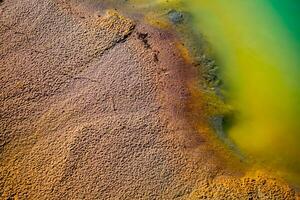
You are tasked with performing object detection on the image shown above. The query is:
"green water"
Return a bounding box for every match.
[183,0,300,185]
[107,0,300,185]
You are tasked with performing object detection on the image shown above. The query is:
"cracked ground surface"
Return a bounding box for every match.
[0,0,299,199]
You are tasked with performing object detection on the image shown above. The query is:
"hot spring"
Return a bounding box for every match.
[104,0,300,186]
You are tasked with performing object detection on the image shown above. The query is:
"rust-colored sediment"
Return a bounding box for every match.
[0,0,298,199]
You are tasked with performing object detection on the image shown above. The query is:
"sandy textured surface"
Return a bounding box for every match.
[0,0,299,199]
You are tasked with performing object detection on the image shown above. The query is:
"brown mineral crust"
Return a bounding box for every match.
[189,172,297,200]
[0,0,298,199]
